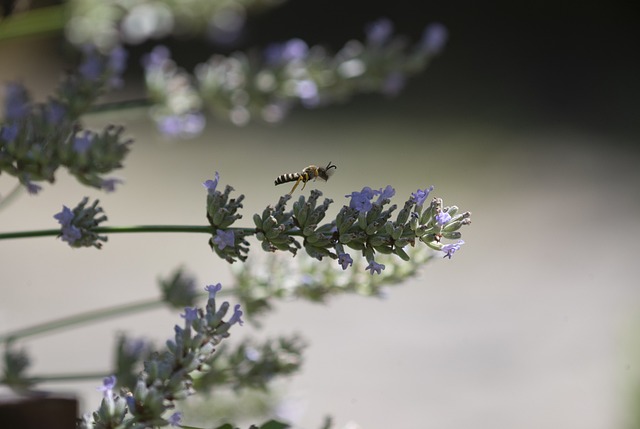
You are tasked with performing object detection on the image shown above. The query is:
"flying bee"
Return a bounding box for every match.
[275,162,337,195]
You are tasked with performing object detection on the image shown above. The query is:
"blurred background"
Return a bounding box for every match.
[1,1,640,428]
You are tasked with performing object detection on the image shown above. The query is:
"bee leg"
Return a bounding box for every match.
[288,176,304,195]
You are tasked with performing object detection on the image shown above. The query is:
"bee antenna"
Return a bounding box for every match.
[326,161,337,170]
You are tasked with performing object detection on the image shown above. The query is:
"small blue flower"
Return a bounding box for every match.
[411,186,434,206]
[3,82,30,120]
[205,283,222,300]
[101,178,123,193]
[0,123,19,142]
[25,179,42,195]
[365,18,394,45]
[346,187,377,212]
[365,261,385,275]
[73,133,93,154]
[203,172,220,195]
[79,48,104,81]
[213,229,235,250]
[435,212,451,226]
[142,45,171,69]
[61,224,82,244]
[54,206,74,226]
[228,304,244,326]
[264,39,308,64]
[442,240,464,259]
[108,46,128,76]
[338,252,353,270]
[158,113,206,138]
[420,23,448,55]
[98,375,117,395]
[45,100,66,125]
[167,412,182,427]
[181,307,199,324]
[375,185,395,203]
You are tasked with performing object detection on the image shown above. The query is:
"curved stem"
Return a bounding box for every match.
[0,183,24,212]
[86,97,152,115]
[0,5,66,41]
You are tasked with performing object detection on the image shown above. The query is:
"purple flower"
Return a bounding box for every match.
[296,79,319,106]
[205,283,222,300]
[213,229,235,250]
[25,179,42,195]
[420,23,448,55]
[338,252,353,270]
[442,240,464,259]
[181,307,199,324]
[79,48,104,81]
[45,100,66,125]
[98,375,117,395]
[60,224,82,244]
[365,261,385,275]
[435,212,451,226]
[228,304,244,326]
[167,412,182,427]
[108,46,128,76]
[375,185,395,203]
[0,123,19,142]
[264,39,308,64]
[346,187,377,212]
[411,186,434,206]
[3,82,30,120]
[73,133,93,154]
[158,113,206,138]
[142,45,171,69]
[54,206,74,226]
[365,18,394,45]
[101,178,123,192]
[203,171,220,195]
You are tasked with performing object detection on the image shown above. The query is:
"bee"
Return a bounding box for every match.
[275,162,337,195]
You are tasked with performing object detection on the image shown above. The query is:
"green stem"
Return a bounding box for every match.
[0,5,67,41]
[28,371,110,384]
[0,225,258,241]
[0,288,233,342]
[0,298,164,342]
[0,184,24,211]
[87,98,153,115]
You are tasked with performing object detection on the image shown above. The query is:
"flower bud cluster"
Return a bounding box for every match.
[194,335,306,392]
[291,190,334,260]
[0,46,130,193]
[253,194,301,255]
[206,174,470,274]
[204,172,249,263]
[83,284,244,429]
[144,19,448,128]
[53,197,108,248]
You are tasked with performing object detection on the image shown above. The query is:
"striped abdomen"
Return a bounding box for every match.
[275,172,302,186]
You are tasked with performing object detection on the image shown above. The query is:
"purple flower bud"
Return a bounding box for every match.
[54,206,74,226]
[205,283,223,300]
[365,18,394,45]
[168,412,182,427]
[228,303,244,326]
[442,240,464,259]
[420,23,448,55]
[411,186,434,206]
[338,252,353,270]
[365,261,385,275]
[3,83,30,120]
[181,307,199,324]
[98,375,117,395]
[435,212,451,226]
[213,229,235,250]
[376,185,395,203]
[203,171,220,195]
